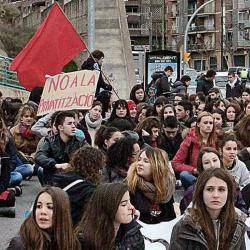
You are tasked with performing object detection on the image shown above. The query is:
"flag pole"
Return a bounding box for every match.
[85,47,120,99]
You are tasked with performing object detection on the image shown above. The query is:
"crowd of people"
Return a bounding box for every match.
[0,50,250,249]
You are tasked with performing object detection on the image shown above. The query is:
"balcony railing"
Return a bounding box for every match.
[189,25,216,32]
[188,43,216,51]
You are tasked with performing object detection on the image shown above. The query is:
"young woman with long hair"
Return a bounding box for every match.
[179,146,222,211]
[76,182,144,250]
[172,111,218,190]
[7,186,80,250]
[160,104,176,122]
[169,168,247,249]
[134,116,162,148]
[219,133,250,208]
[129,84,147,105]
[102,137,140,183]
[10,104,41,180]
[126,147,176,224]
[94,125,123,153]
[225,102,242,128]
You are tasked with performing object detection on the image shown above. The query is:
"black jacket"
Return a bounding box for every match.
[226,78,242,98]
[130,188,176,224]
[156,74,171,97]
[53,172,95,226]
[79,219,145,250]
[169,211,247,250]
[115,219,145,250]
[35,134,88,184]
[196,76,214,96]
[171,81,187,95]
[0,152,11,194]
[81,57,112,96]
[7,235,57,250]
[159,132,183,160]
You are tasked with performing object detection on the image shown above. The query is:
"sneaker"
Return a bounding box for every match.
[0,190,15,218]
[175,180,182,189]
[9,186,22,197]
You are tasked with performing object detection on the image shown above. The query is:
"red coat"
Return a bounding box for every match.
[172,128,200,173]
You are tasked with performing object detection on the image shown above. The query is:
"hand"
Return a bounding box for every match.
[142,129,150,137]
[193,168,198,175]
[55,163,71,170]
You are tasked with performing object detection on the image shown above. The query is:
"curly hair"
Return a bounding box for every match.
[107,137,138,170]
[69,147,105,184]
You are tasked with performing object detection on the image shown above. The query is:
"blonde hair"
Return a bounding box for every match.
[195,111,217,147]
[15,104,36,125]
[126,147,175,203]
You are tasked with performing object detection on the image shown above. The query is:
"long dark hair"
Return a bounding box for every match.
[191,168,237,250]
[129,84,146,104]
[196,147,223,174]
[19,186,80,250]
[0,115,8,153]
[76,183,128,250]
[108,99,130,122]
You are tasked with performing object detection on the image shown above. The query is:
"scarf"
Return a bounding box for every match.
[19,122,35,139]
[138,179,170,203]
[228,78,237,88]
[84,113,102,130]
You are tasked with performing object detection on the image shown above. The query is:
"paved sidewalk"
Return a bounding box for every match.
[0,177,41,249]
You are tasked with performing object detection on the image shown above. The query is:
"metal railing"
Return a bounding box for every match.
[0,55,25,90]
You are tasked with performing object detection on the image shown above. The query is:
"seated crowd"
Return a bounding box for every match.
[0,67,249,249]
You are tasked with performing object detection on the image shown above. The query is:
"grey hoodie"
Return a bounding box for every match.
[228,157,250,190]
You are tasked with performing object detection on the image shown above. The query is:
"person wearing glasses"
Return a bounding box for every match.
[226,71,242,99]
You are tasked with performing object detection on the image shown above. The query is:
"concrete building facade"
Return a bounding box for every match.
[165,0,250,71]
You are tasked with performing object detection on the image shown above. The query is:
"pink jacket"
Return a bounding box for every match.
[172,128,200,173]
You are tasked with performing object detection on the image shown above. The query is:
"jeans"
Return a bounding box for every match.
[15,164,34,179]
[9,155,34,187]
[9,172,22,187]
[180,171,197,190]
[37,167,44,186]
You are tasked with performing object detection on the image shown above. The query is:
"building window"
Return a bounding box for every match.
[210,57,217,70]
[194,60,206,71]
[234,55,245,66]
[126,6,139,13]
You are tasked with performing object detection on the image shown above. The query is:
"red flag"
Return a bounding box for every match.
[10,2,86,91]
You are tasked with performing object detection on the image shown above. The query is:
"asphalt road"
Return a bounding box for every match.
[0,178,184,249]
[0,177,41,249]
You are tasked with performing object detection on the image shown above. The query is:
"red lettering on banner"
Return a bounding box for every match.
[48,75,60,92]
[80,73,87,86]
[60,75,70,90]
[88,75,96,86]
[70,75,78,88]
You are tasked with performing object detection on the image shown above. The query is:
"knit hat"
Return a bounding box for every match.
[127,100,137,110]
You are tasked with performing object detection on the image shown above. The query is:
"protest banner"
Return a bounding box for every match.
[37,70,99,116]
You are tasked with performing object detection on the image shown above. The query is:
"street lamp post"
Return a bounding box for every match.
[183,0,215,74]
[221,0,224,71]
[88,0,95,51]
